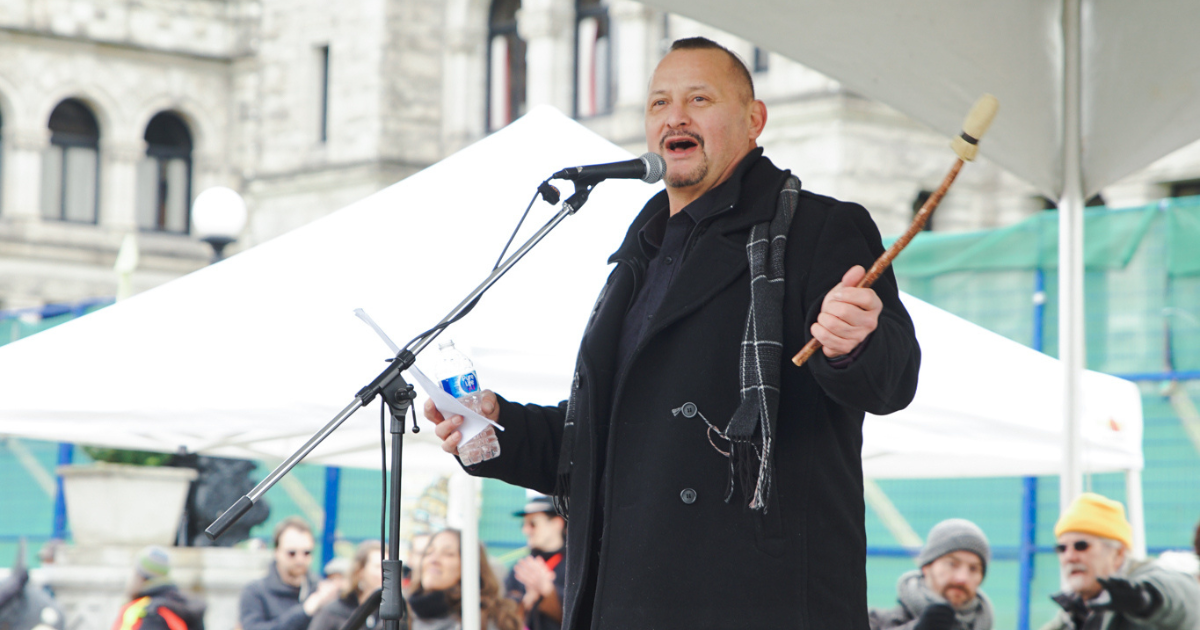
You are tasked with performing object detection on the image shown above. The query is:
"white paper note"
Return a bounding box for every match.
[408,365,503,444]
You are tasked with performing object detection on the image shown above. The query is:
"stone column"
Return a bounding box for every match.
[0,126,50,222]
[516,0,574,116]
[443,19,487,153]
[610,0,654,111]
[99,139,146,232]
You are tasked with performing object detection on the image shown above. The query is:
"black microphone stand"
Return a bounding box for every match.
[205,178,602,630]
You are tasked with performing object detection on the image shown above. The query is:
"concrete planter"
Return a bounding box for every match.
[57,463,198,546]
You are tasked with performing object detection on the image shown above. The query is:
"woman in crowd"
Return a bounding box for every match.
[309,540,384,630]
[408,529,522,630]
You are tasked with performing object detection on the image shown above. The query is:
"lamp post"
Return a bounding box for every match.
[191,186,248,263]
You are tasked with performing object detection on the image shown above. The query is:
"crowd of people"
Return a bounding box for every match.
[102,492,1200,630]
[0,490,1198,630]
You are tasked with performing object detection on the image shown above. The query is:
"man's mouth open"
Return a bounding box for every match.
[664,136,701,156]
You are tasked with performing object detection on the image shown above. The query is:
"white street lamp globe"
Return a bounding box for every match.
[191,186,247,263]
[192,186,247,240]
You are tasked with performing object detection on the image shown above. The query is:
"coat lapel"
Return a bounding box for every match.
[639,156,793,345]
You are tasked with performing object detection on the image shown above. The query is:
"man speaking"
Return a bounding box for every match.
[427,37,921,629]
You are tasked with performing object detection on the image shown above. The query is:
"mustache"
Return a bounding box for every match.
[660,130,704,150]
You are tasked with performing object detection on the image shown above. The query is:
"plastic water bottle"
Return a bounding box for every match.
[436,340,500,465]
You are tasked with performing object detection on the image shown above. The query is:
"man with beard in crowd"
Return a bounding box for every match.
[1042,493,1200,630]
[870,519,993,630]
[239,517,340,630]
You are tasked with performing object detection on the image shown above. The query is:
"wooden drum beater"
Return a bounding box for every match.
[791,93,999,367]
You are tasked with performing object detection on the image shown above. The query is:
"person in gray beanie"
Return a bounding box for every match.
[869,518,994,630]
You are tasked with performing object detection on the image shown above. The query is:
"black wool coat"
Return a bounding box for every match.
[470,153,921,630]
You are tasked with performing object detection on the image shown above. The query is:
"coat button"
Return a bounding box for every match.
[680,488,697,504]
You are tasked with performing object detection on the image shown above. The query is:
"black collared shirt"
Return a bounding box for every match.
[613,148,763,376]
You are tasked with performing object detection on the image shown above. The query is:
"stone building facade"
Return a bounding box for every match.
[1,0,1198,312]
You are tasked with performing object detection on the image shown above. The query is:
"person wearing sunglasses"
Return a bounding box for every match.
[869,518,993,630]
[239,516,341,630]
[1042,493,1200,630]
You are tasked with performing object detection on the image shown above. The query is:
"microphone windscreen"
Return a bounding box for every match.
[640,152,666,184]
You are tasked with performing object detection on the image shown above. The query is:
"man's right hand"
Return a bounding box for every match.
[912,603,956,630]
[302,578,340,616]
[426,390,500,455]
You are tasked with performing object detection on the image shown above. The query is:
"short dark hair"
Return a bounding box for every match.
[668,37,756,101]
[273,516,313,548]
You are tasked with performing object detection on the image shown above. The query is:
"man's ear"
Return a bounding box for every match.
[1113,545,1127,569]
[748,99,768,141]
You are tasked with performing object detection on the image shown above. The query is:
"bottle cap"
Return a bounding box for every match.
[437,339,455,350]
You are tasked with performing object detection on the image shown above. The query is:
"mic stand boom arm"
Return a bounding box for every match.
[203,180,600,629]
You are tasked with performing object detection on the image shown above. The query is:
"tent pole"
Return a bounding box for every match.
[51,442,73,540]
[450,471,482,630]
[1125,469,1146,559]
[1059,0,1085,513]
[322,466,341,568]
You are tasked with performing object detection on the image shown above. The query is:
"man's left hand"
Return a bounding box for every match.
[812,265,881,358]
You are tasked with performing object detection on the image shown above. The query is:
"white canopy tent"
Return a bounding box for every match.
[639,0,1200,511]
[0,104,1141,478]
[0,106,1145,626]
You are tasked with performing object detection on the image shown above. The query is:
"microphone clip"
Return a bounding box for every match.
[537,180,561,205]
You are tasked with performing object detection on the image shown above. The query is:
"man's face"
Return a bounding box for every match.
[921,550,984,608]
[274,527,315,586]
[521,512,565,553]
[1057,532,1125,599]
[645,48,765,198]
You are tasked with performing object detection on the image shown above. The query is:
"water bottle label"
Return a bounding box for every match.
[440,372,479,398]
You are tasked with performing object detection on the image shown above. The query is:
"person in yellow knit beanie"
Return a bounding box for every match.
[1041,493,1200,630]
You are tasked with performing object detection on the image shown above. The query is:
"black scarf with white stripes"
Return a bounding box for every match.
[722,174,800,512]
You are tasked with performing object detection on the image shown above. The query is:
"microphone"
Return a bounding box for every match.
[553,152,666,184]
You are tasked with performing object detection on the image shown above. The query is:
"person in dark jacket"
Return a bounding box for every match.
[112,546,206,630]
[869,519,994,630]
[239,517,340,630]
[504,495,566,630]
[309,540,384,630]
[426,36,920,629]
[0,541,64,630]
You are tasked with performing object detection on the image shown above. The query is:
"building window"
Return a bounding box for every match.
[1041,194,1106,210]
[135,112,192,233]
[753,47,770,73]
[575,0,612,118]
[487,0,527,132]
[1170,179,1200,199]
[317,45,330,143]
[41,99,100,223]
